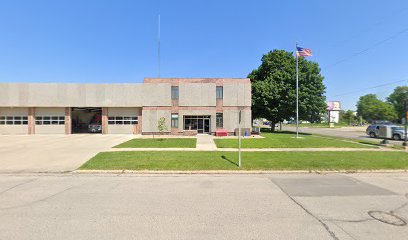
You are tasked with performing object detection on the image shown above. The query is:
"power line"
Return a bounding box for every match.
[329,79,408,98]
[327,7,408,50]
[326,26,408,68]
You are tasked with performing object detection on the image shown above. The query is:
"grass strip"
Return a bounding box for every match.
[80,151,408,171]
[114,138,197,148]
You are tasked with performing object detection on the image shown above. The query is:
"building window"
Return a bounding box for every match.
[171,114,179,128]
[216,113,223,128]
[108,116,138,125]
[0,116,28,125]
[35,116,65,125]
[216,86,223,99]
[171,86,179,100]
[183,115,211,133]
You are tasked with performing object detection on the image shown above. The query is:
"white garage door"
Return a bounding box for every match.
[0,107,29,135]
[107,108,139,134]
[35,108,65,134]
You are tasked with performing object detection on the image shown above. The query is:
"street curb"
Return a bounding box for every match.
[73,169,408,175]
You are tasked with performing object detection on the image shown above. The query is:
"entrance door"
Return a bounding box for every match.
[204,119,210,133]
[197,119,204,133]
[184,115,211,134]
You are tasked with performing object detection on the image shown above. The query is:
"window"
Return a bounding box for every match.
[108,116,138,125]
[171,86,179,100]
[0,116,28,125]
[216,86,223,99]
[216,113,223,128]
[183,115,211,133]
[35,116,65,125]
[171,114,179,128]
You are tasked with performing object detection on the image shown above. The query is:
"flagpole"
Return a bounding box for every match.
[296,43,299,138]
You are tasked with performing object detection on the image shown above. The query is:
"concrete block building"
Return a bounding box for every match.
[0,78,251,135]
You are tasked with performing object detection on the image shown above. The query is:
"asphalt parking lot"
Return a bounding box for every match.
[0,173,407,240]
[0,135,133,173]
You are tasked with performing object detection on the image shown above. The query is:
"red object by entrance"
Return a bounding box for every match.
[216,129,228,136]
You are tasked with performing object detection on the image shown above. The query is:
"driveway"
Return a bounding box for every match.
[0,173,407,239]
[0,134,134,173]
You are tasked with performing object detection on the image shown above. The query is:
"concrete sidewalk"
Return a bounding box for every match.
[196,134,217,150]
[107,147,400,152]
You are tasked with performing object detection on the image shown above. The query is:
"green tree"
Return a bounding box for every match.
[387,86,408,123]
[158,117,168,135]
[356,94,397,122]
[249,50,326,131]
[340,110,356,125]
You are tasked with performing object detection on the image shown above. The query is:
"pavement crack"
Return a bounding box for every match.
[390,193,408,214]
[322,217,374,223]
[0,185,77,210]
[269,178,339,240]
[0,178,38,196]
[331,221,359,240]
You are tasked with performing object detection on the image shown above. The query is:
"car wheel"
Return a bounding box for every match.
[369,132,376,138]
[393,134,401,141]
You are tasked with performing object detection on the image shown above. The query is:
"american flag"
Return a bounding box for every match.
[296,46,312,57]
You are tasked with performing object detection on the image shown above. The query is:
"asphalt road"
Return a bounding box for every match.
[282,126,405,145]
[1,173,407,240]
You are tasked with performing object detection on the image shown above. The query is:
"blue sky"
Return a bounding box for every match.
[0,0,407,110]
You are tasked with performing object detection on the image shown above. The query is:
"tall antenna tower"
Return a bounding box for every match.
[158,15,161,78]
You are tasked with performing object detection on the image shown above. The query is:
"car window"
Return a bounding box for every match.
[391,127,403,131]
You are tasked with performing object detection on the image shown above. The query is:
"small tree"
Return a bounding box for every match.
[157,117,168,136]
[340,110,357,125]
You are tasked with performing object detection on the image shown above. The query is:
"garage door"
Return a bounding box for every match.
[107,108,139,134]
[0,107,29,135]
[35,108,65,134]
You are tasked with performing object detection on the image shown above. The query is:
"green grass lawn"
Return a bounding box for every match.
[214,131,375,148]
[80,151,408,171]
[114,138,197,148]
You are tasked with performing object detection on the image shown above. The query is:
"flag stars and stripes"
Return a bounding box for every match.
[296,47,312,57]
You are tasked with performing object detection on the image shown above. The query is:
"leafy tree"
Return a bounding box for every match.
[356,94,397,122]
[157,117,168,135]
[340,110,356,125]
[249,50,326,131]
[387,86,408,123]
